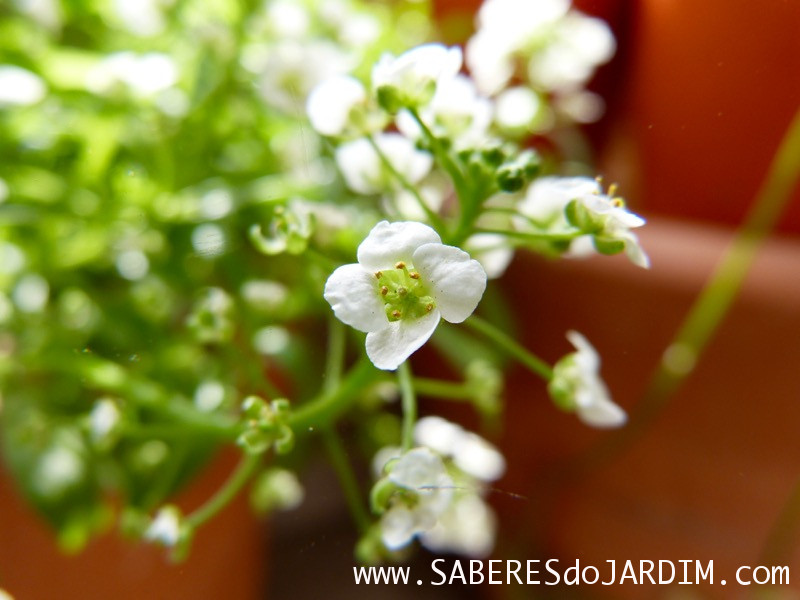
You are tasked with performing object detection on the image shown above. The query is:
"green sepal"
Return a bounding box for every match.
[593,235,626,255]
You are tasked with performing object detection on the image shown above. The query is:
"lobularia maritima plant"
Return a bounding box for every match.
[0,0,646,565]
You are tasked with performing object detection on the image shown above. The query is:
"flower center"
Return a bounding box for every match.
[375,262,436,322]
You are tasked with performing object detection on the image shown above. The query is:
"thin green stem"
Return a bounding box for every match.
[475,228,582,243]
[413,377,472,400]
[321,427,371,534]
[289,358,378,431]
[367,135,445,231]
[465,315,553,381]
[397,361,417,451]
[184,453,261,530]
[323,318,346,394]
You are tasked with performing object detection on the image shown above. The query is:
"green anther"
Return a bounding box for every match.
[376,263,436,322]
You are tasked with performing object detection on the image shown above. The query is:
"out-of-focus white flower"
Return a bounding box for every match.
[372,44,463,110]
[527,13,615,93]
[549,331,626,427]
[86,52,177,97]
[465,233,514,279]
[324,221,487,370]
[0,65,46,106]
[466,0,614,105]
[266,0,310,38]
[112,0,165,37]
[494,86,551,132]
[259,40,354,114]
[420,493,497,558]
[396,75,493,151]
[145,506,182,547]
[334,133,432,196]
[306,75,369,137]
[89,398,121,443]
[12,273,49,313]
[193,381,226,412]
[379,447,454,550]
[414,416,505,482]
[14,0,63,30]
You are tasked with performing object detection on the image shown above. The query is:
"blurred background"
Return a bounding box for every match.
[1,0,799,598]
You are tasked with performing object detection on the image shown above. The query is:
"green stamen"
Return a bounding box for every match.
[378,263,436,322]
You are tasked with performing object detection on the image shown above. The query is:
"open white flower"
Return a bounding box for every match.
[420,493,497,558]
[324,221,487,370]
[549,331,626,428]
[518,176,649,268]
[334,133,432,196]
[414,416,505,482]
[379,447,454,550]
[372,43,462,110]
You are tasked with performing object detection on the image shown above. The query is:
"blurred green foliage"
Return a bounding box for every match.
[0,0,431,550]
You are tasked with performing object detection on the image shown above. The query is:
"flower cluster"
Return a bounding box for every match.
[369,416,505,557]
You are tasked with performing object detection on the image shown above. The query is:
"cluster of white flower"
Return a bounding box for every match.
[467,0,615,124]
[372,416,505,557]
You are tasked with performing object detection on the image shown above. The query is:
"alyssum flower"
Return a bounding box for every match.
[548,331,626,427]
[324,221,487,370]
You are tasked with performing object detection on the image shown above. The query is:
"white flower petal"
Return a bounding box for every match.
[388,447,448,490]
[335,138,382,194]
[324,263,387,332]
[381,504,418,549]
[452,433,506,482]
[357,220,441,271]
[365,309,440,370]
[566,330,599,372]
[414,416,464,456]
[413,243,486,323]
[576,392,627,428]
[306,75,366,136]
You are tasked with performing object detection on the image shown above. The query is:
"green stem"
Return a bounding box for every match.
[464,315,553,381]
[323,318,346,394]
[566,106,800,478]
[475,228,582,243]
[289,359,379,431]
[367,135,445,232]
[413,377,472,400]
[184,453,261,530]
[321,427,371,534]
[397,362,417,451]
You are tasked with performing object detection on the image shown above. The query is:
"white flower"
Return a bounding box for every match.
[307,75,368,137]
[0,65,46,106]
[550,331,626,428]
[420,493,497,558]
[395,74,494,151]
[324,221,487,370]
[86,52,177,97]
[372,43,463,109]
[89,398,121,443]
[145,505,182,547]
[519,176,649,268]
[465,233,514,279]
[334,133,432,196]
[414,416,505,482]
[380,447,454,550]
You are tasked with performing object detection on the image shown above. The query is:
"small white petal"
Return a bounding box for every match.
[576,392,627,428]
[335,138,381,194]
[0,65,46,106]
[414,416,463,456]
[365,309,440,370]
[413,243,486,323]
[388,447,448,491]
[452,433,506,482]
[324,263,387,333]
[381,504,417,549]
[356,220,441,271]
[566,330,600,372]
[520,176,600,222]
[306,75,366,136]
[466,233,514,279]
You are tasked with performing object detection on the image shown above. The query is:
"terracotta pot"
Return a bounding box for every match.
[0,450,266,600]
[600,0,800,233]
[492,217,800,597]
